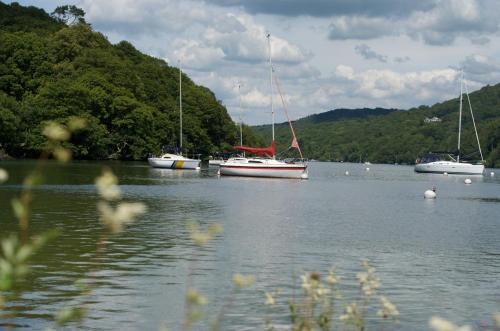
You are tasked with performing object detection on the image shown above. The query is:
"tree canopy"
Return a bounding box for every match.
[51,5,86,25]
[0,1,263,160]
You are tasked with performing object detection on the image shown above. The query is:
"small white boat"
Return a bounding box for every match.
[148,61,200,170]
[148,153,200,170]
[415,71,484,175]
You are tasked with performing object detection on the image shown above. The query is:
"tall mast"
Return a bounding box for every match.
[179,60,183,156]
[267,33,275,158]
[457,69,463,162]
[238,82,244,157]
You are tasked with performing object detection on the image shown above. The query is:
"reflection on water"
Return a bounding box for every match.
[0,160,499,330]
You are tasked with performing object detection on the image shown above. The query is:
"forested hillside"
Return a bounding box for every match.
[255,84,500,167]
[301,107,400,124]
[0,2,263,160]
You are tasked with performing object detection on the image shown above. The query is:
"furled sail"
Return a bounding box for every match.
[234,141,276,157]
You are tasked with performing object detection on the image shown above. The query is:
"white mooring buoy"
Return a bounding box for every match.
[345,171,349,176]
[443,172,448,176]
[464,178,472,184]
[366,167,370,171]
[491,172,495,177]
[424,187,437,199]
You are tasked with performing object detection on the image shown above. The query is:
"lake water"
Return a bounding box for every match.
[0,160,499,330]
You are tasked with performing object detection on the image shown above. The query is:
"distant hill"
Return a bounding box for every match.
[302,107,400,124]
[0,1,263,160]
[254,86,500,167]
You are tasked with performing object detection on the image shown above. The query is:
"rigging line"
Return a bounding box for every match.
[458,69,463,162]
[463,78,484,162]
[271,67,304,159]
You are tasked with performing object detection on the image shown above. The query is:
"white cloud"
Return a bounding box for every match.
[328,0,500,45]
[80,0,211,33]
[170,39,225,71]
[203,13,310,64]
[335,65,355,80]
[329,16,395,40]
[241,88,269,108]
[460,54,500,85]
[343,67,458,102]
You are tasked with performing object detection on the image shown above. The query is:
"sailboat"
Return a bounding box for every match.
[415,71,484,175]
[219,34,308,179]
[148,63,201,170]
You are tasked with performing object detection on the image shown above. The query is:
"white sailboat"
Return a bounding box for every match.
[148,62,201,170]
[219,33,308,179]
[415,71,484,175]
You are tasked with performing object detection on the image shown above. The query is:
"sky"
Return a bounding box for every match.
[10,0,500,124]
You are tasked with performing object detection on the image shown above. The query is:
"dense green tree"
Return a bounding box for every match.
[0,1,263,160]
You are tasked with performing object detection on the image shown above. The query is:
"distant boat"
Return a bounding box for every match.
[415,71,484,175]
[208,159,224,167]
[219,33,308,179]
[148,62,200,170]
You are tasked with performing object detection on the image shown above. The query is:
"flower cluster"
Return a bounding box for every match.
[233,273,256,288]
[188,222,222,246]
[41,118,87,163]
[356,260,380,298]
[95,169,146,234]
[377,296,399,319]
[340,302,358,323]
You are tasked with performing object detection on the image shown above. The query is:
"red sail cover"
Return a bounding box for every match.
[235,140,276,156]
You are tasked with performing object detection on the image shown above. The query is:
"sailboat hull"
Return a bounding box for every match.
[219,158,308,179]
[148,155,200,170]
[415,161,484,175]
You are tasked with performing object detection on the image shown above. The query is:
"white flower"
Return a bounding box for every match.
[53,147,72,162]
[43,122,70,141]
[95,169,121,200]
[326,266,339,285]
[0,168,8,183]
[187,288,208,305]
[429,316,471,331]
[233,273,255,288]
[301,274,312,292]
[377,296,399,318]
[98,201,146,233]
[188,222,222,246]
[340,302,358,323]
[265,292,275,305]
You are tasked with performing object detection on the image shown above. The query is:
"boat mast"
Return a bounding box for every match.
[463,75,484,162]
[238,82,244,157]
[267,33,275,159]
[179,60,183,156]
[457,69,463,162]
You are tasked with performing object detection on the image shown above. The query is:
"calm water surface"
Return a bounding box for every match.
[0,160,499,330]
